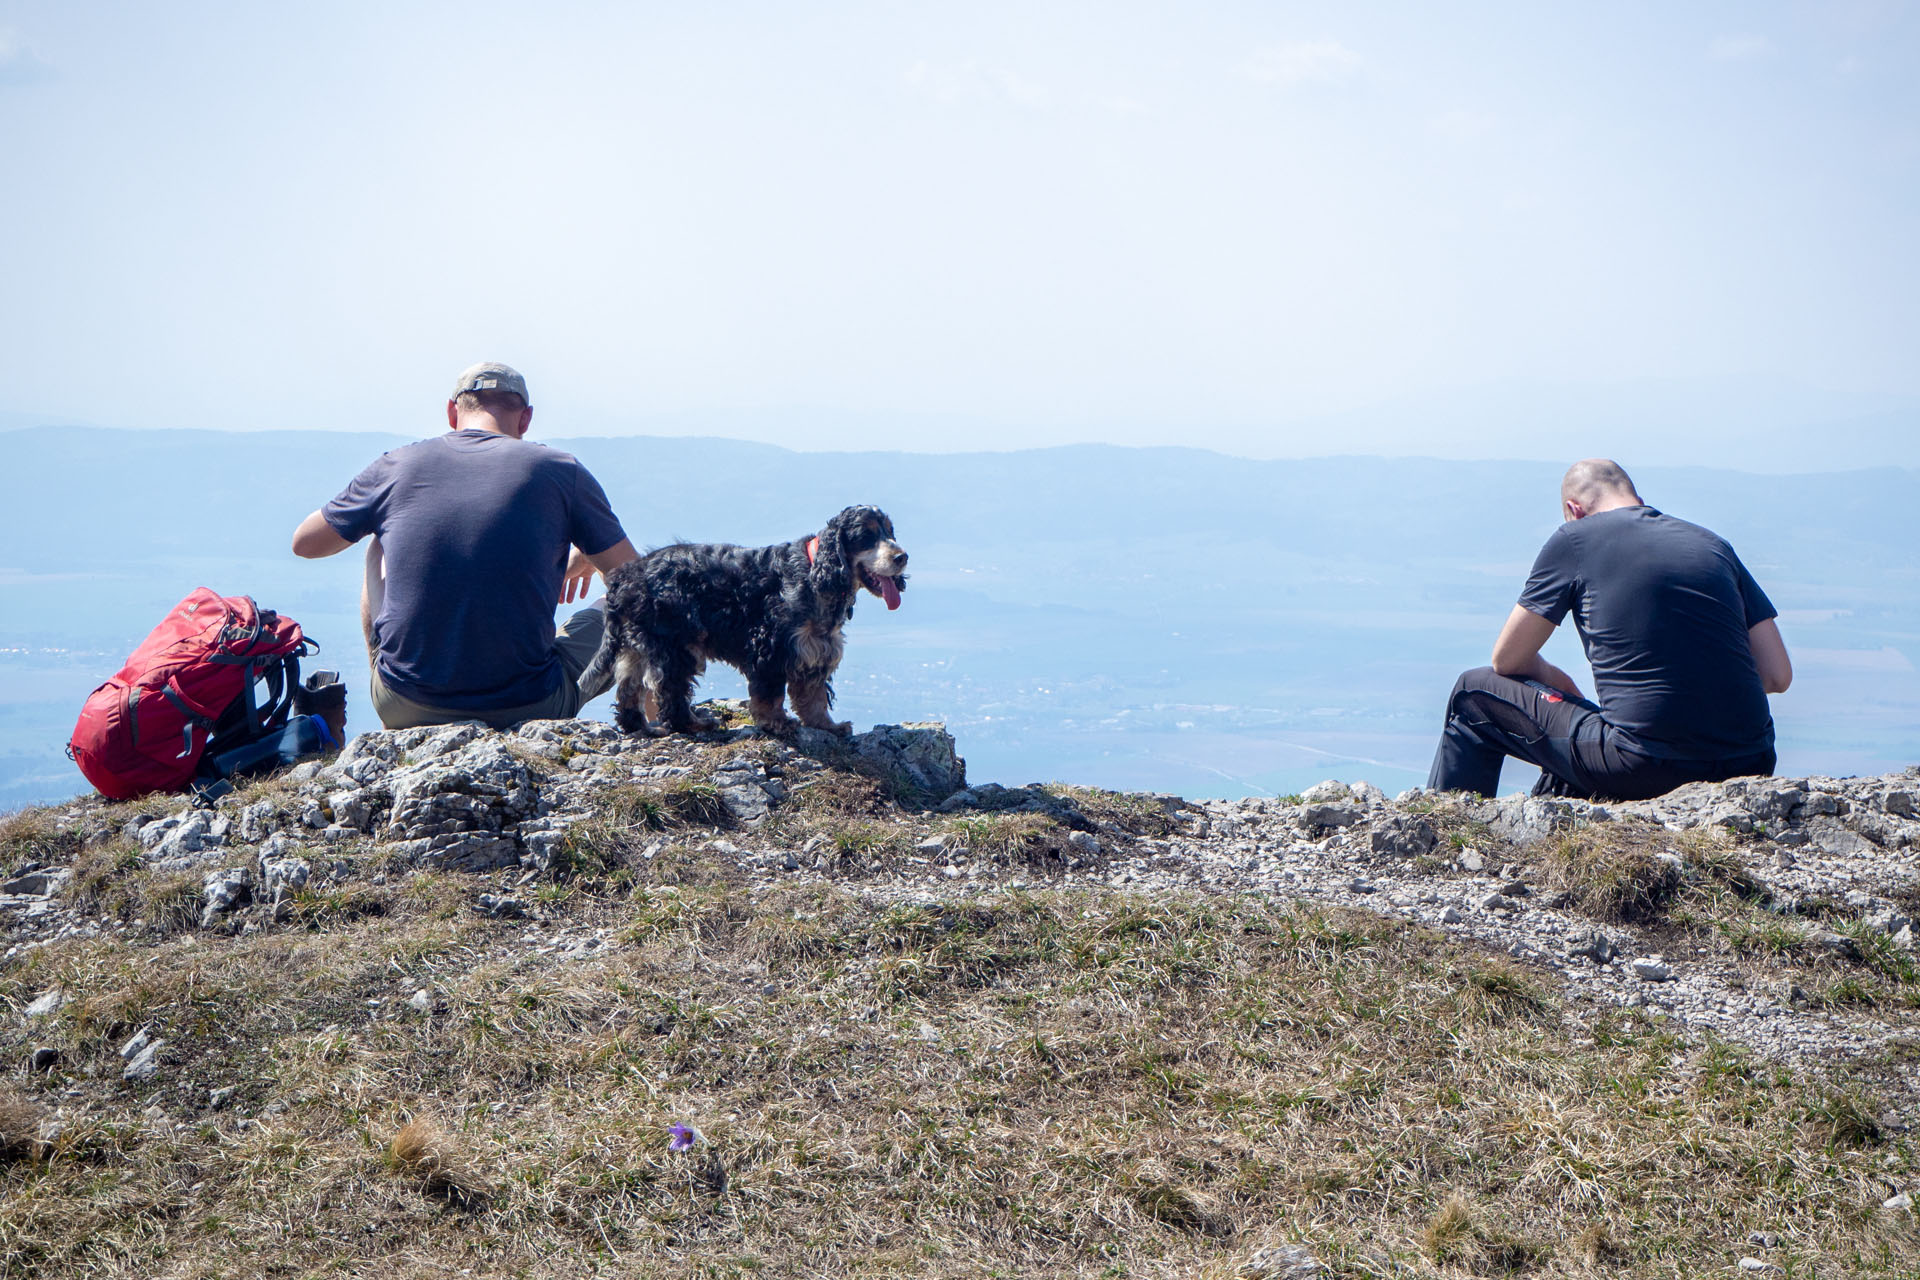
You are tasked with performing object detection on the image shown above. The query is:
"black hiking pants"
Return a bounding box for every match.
[1426,667,1775,801]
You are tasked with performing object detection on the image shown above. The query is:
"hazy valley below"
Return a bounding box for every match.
[4,427,1916,810]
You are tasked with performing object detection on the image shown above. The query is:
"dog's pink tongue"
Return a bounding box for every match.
[881,577,901,610]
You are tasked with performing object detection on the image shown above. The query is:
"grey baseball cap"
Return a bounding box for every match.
[451,361,531,405]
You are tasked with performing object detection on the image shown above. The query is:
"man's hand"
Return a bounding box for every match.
[1529,660,1587,701]
[559,539,638,605]
[1490,604,1586,699]
[560,547,598,604]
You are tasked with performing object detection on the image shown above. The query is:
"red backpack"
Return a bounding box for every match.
[69,589,312,800]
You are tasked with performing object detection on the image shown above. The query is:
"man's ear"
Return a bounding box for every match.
[1563,499,1586,522]
[517,406,534,439]
[446,400,459,431]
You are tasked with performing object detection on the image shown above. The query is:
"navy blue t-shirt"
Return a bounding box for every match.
[323,430,626,710]
[1518,506,1777,761]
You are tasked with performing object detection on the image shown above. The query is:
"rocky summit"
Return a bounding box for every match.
[2,709,1917,1277]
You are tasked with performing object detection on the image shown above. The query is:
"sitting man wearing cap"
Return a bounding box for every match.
[291,362,639,730]
[1428,458,1792,801]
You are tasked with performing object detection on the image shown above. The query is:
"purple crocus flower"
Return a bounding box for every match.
[668,1124,699,1152]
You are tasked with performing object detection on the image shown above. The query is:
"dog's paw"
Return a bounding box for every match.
[799,718,854,737]
[614,706,651,736]
[753,713,802,737]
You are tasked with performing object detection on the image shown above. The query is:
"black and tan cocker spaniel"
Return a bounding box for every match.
[583,506,908,737]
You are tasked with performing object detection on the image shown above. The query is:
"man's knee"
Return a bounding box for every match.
[1446,666,1497,713]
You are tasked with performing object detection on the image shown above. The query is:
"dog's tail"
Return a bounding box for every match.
[578,626,617,703]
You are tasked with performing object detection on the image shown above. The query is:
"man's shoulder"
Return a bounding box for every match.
[483,435,587,470]
[377,433,464,463]
[1636,509,1736,552]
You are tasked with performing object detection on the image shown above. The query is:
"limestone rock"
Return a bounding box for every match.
[1630,957,1672,982]
[335,732,402,787]
[1300,803,1362,833]
[849,722,966,800]
[713,757,778,823]
[142,809,225,864]
[120,1028,165,1082]
[261,854,311,901]
[1066,830,1102,857]
[1743,783,1807,823]
[237,800,281,844]
[200,867,254,927]
[411,832,520,874]
[475,894,529,920]
[383,738,535,843]
[1803,816,1875,858]
[1241,1244,1328,1278]
[1488,796,1577,844]
[0,869,69,897]
[1370,815,1437,858]
[325,788,378,833]
[1569,931,1623,966]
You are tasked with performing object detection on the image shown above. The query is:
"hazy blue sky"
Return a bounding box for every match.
[2,2,1916,461]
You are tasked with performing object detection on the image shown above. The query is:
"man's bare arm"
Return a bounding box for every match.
[560,538,641,604]
[1490,604,1586,698]
[1749,618,1792,694]
[292,510,353,558]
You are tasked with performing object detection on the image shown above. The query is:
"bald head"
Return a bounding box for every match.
[1561,458,1642,520]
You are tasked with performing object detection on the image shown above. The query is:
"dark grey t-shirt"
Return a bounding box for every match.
[323,430,626,710]
[1518,506,1777,761]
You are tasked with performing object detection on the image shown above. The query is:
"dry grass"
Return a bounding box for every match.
[0,1091,48,1164]
[388,1116,492,1207]
[1041,783,1187,838]
[944,810,1061,859]
[1536,821,1690,922]
[0,857,1913,1279]
[60,849,208,937]
[787,767,894,818]
[1525,820,1920,1023]
[555,780,735,882]
[0,810,82,877]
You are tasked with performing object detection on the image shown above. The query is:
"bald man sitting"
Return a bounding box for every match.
[1429,459,1793,801]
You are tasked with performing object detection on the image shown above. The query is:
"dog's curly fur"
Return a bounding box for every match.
[583,506,908,737]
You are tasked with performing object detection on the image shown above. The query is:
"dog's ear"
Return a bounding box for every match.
[810,507,858,596]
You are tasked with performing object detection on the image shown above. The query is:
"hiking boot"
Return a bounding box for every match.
[294,670,348,744]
